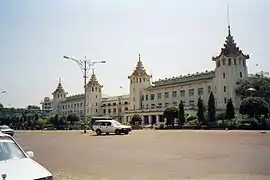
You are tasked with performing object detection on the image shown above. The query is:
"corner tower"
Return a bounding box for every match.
[128,54,152,110]
[212,26,249,110]
[86,69,103,116]
[52,78,67,111]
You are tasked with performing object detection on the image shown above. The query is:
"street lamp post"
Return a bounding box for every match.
[63,56,106,133]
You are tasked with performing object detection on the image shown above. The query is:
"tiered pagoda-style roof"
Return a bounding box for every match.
[212,26,249,61]
[87,69,103,87]
[52,78,66,95]
[128,54,152,78]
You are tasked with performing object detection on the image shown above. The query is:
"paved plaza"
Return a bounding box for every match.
[15,130,270,180]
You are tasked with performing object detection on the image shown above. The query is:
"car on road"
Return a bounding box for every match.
[0,133,53,180]
[92,120,132,135]
[0,125,14,136]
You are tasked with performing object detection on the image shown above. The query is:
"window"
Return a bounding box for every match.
[118,108,121,112]
[151,104,155,109]
[224,86,226,92]
[228,58,231,65]
[180,90,185,97]
[150,94,155,100]
[224,97,227,104]
[222,58,226,65]
[234,58,236,65]
[223,73,225,78]
[113,103,116,106]
[217,60,220,67]
[189,100,195,106]
[165,92,169,98]
[145,95,148,101]
[92,87,94,92]
[113,108,116,113]
[198,88,204,96]
[103,109,106,114]
[95,87,97,91]
[240,72,242,78]
[124,107,128,111]
[108,103,111,106]
[189,89,194,96]
[146,104,148,109]
[208,86,211,94]
[157,93,162,99]
[243,60,246,67]
[96,95,97,98]
[96,109,98,113]
[108,109,111,113]
[157,103,162,108]
[172,91,177,97]
[124,101,128,104]
[96,103,97,106]
[141,95,144,101]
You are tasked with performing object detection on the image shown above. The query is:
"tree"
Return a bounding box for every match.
[0,103,3,109]
[178,101,185,126]
[27,105,40,110]
[197,97,206,125]
[226,98,235,121]
[163,106,178,126]
[66,113,80,125]
[240,97,269,118]
[236,73,270,103]
[207,91,216,123]
[130,114,142,125]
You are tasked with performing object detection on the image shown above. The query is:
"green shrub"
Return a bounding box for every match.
[186,116,196,121]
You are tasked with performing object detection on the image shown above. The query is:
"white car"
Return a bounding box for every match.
[92,120,132,135]
[0,125,14,137]
[0,133,53,180]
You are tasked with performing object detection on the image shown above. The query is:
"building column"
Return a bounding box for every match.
[148,115,152,125]
[156,115,159,124]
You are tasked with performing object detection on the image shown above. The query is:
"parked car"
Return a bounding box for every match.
[92,120,132,135]
[0,133,53,179]
[0,125,14,136]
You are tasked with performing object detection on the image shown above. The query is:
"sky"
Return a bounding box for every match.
[0,0,269,108]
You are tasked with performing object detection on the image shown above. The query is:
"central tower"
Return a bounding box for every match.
[128,54,152,110]
[212,26,249,110]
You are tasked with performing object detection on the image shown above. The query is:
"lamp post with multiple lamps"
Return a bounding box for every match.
[63,56,106,133]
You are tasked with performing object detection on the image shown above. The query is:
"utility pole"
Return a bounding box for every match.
[63,56,106,133]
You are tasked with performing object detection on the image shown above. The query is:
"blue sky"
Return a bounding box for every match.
[0,0,269,108]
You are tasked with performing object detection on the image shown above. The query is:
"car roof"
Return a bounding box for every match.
[0,132,10,137]
[95,120,115,122]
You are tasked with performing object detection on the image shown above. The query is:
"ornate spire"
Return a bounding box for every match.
[129,54,150,77]
[87,69,102,87]
[52,78,65,94]
[212,22,249,61]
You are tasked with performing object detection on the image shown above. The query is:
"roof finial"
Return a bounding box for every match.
[59,78,62,84]
[227,4,231,36]
[138,53,141,62]
[92,68,95,74]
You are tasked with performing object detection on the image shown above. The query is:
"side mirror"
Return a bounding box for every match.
[25,151,34,158]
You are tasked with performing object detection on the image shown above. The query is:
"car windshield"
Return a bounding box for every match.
[0,126,10,130]
[0,136,26,161]
[112,121,121,126]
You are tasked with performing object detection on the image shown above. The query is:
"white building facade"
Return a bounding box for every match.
[41,27,249,124]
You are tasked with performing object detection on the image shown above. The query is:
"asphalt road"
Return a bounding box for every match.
[14,130,270,180]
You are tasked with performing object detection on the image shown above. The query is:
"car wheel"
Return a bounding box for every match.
[124,131,129,135]
[106,132,109,135]
[115,129,120,135]
[96,129,102,135]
